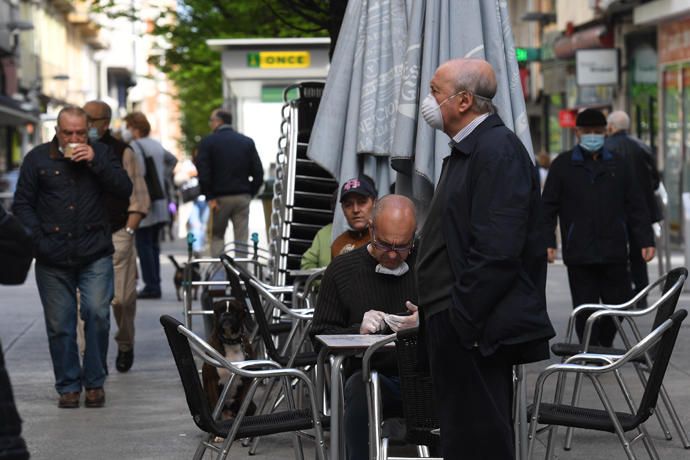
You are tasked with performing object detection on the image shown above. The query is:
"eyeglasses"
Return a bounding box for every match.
[58,129,87,136]
[87,116,109,123]
[371,230,414,255]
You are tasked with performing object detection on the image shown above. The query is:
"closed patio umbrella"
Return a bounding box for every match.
[307,0,533,232]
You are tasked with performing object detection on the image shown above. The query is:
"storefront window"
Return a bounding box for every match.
[663,66,682,239]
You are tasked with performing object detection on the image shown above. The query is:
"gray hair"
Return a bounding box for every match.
[57,106,87,126]
[452,66,498,114]
[607,110,630,132]
[85,100,113,120]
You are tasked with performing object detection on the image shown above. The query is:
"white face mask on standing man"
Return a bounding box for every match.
[420,90,464,131]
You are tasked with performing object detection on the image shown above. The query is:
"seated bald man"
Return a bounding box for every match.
[310,194,419,460]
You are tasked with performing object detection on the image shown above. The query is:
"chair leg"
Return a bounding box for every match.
[417,445,431,457]
[291,433,305,460]
[563,371,585,450]
[632,364,673,441]
[591,377,636,460]
[638,423,661,460]
[658,383,690,448]
[193,435,211,460]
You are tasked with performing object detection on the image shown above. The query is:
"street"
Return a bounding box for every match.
[1,243,689,459]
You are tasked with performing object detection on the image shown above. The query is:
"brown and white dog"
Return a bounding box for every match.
[202,298,256,420]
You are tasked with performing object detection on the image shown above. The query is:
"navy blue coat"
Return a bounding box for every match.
[441,114,555,361]
[13,137,132,268]
[542,145,654,266]
[196,125,264,199]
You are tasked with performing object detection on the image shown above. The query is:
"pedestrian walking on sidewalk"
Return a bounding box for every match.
[85,100,150,372]
[123,111,177,299]
[12,106,132,408]
[542,108,655,346]
[196,109,263,256]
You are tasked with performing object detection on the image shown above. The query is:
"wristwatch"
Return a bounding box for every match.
[125,227,135,236]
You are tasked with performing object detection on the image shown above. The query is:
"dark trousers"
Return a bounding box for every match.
[135,223,164,295]
[566,263,633,347]
[0,342,30,460]
[426,309,514,460]
[344,370,401,460]
[628,226,649,296]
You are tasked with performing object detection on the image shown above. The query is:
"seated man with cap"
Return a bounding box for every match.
[300,175,377,269]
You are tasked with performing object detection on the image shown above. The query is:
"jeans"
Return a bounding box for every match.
[35,256,113,394]
[135,223,164,295]
[344,370,401,460]
[189,199,209,253]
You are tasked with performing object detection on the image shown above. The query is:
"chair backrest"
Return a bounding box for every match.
[634,309,687,426]
[160,314,219,435]
[221,258,283,363]
[651,267,687,330]
[394,327,440,448]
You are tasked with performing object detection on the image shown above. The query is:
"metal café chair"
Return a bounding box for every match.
[548,268,689,454]
[362,328,441,460]
[159,314,327,460]
[527,309,688,460]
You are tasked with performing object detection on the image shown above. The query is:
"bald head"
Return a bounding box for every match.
[371,195,416,229]
[607,110,630,134]
[368,194,417,268]
[84,100,112,121]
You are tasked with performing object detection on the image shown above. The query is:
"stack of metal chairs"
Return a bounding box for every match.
[269,82,338,289]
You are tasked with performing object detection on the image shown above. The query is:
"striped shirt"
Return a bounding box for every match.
[449,112,491,149]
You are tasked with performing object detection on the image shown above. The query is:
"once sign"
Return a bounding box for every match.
[247,51,311,69]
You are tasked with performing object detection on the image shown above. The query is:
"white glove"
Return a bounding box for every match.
[360,310,387,334]
[384,301,419,332]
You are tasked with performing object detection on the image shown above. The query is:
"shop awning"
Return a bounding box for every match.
[0,95,39,126]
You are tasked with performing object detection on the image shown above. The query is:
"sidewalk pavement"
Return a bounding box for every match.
[1,241,689,459]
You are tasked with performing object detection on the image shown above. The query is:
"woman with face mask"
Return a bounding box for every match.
[541,108,656,347]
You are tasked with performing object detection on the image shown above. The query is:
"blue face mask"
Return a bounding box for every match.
[579,133,605,152]
[87,127,100,142]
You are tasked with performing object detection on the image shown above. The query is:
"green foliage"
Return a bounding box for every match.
[90,0,329,153]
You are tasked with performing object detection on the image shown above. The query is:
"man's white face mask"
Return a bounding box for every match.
[420,91,464,131]
[375,262,409,277]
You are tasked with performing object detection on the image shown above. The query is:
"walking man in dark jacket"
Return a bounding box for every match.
[606,110,662,298]
[13,106,132,409]
[543,108,655,347]
[196,109,263,256]
[416,58,555,460]
[85,100,150,372]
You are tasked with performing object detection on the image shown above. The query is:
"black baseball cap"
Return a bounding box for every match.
[576,108,607,127]
[339,176,377,202]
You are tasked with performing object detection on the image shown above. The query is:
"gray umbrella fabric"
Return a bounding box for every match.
[307,0,533,234]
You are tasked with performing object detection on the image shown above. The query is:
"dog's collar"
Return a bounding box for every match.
[219,334,243,346]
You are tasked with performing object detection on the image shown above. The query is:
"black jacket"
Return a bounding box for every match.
[0,203,32,285]
[196,125,264,199]
[12,137,132,268]
[542,145,654,266]
[420,114,555,361]
[605,131,662,223]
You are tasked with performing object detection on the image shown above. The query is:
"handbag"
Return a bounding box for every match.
[180,177,201,203]
[133,140,165,201]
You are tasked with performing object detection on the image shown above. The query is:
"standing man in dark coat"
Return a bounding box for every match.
[606,110,662,298]
[416,58,555,460]
[542,109,655,347]
[13,106,132,409]
[196,109,264,256]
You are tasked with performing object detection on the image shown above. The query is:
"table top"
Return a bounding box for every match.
[288,268,323,278]
[315,333,396,349]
